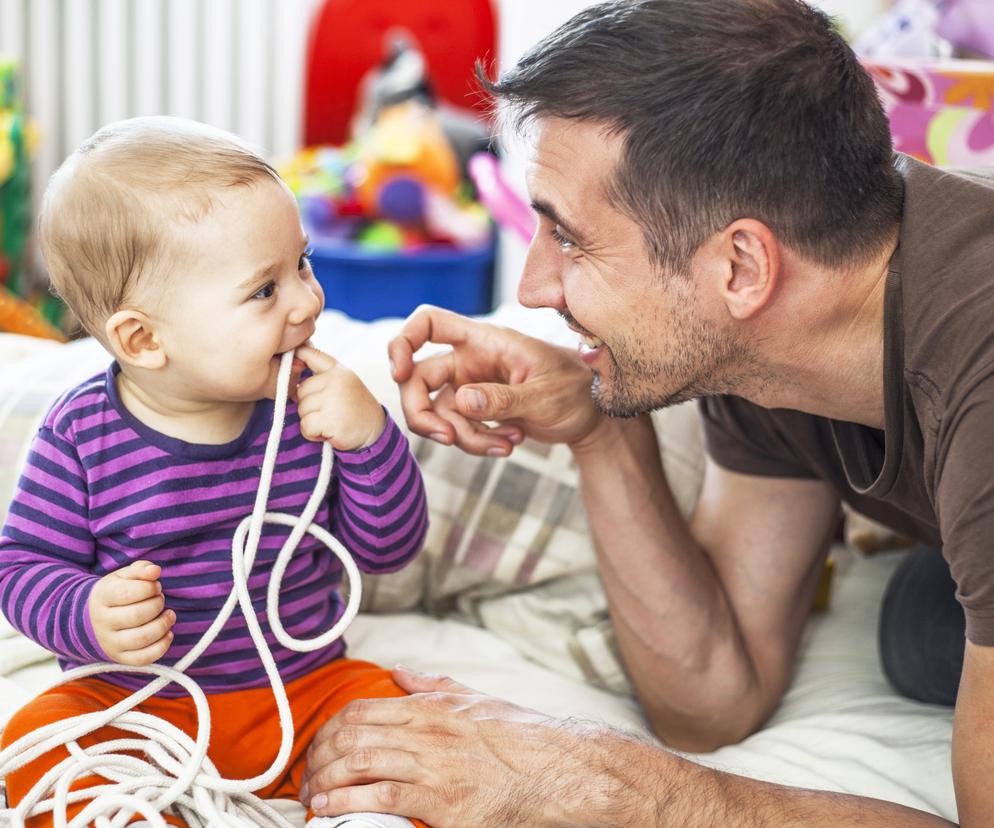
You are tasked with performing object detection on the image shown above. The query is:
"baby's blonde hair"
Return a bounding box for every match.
[39,116,280,340]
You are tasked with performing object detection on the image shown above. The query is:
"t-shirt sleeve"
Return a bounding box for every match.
[698,395,818,480]
[934,374,994,645]
[0,426,108,662]
[328,409,428,575]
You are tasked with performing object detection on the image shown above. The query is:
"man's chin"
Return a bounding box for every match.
[590,373,643,418]
[591,372,697,418]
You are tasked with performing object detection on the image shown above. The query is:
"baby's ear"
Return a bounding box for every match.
[105,309,166,369]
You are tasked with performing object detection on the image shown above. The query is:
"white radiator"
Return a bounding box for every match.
[0,0,319,215]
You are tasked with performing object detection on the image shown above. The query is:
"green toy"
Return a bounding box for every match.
[0,57,65,337]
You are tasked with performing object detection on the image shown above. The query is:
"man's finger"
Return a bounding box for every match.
[388,305,471,383]
[311,747,426,795]
[434,386,513,456]
[456,382,526,422]
[391,666,476,696]
[294,344,339,373]
[311,697,418,753]
[311,780,427,821]
[396,353,459,442]
[306,718,421,782]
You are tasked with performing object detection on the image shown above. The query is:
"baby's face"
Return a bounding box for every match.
[151,177,324,404]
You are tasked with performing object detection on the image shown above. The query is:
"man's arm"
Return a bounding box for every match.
[952,642,994,825]
[571,414,840,750]
[301,668,954,827]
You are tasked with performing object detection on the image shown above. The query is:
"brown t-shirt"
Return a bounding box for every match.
[700,155,994,645]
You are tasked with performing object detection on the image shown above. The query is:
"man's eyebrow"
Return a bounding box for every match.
[530,199,590,248]
[236,236,311,291]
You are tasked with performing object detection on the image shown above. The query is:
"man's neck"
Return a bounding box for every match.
[738,235,897,429]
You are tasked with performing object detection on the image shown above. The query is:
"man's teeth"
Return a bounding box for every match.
[579,333,604,349]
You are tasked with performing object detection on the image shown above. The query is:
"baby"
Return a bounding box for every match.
[0,116,430,828]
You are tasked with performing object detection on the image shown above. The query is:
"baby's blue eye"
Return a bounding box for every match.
[298,248,314,271]
[253,281,275,300]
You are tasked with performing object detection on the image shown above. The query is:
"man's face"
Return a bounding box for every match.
[518,118,743,416]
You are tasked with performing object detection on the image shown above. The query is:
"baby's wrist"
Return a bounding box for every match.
[340,405,387,451]
[352,406,387,451]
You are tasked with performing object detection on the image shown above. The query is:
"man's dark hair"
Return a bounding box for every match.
[479,0,904,272]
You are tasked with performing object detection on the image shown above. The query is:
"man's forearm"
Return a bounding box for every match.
[563,729,954,828]
[570,414,765,749]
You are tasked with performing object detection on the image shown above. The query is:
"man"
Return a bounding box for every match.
[299,0,993,824]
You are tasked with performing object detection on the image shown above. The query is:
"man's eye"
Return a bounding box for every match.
[551,225,575,250]
[299,248,314,271]
[253,281,275,300]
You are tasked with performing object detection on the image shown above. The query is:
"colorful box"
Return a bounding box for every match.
[864,58,994,165]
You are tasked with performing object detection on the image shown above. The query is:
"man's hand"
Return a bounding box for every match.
[298,668,651,827]
[294,345,386,451]
[387,305,604,456]
[87,560,174,665]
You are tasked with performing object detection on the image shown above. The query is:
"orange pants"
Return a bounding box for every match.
[2,658,429,828]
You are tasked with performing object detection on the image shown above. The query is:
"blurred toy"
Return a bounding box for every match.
[0,285,66,340]
[356,220,405,252]
[352,99,460,223]
[935,0,994,60]
[856,0,994,60]
[281,30,497,261]
[350,31,492,177]
[0,58,64,340]
[468,151,536,244]
[856,0,948,59]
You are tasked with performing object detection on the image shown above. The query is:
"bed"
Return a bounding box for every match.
[0,304,957,824]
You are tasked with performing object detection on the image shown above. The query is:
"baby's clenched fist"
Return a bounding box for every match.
[87,560,175,666]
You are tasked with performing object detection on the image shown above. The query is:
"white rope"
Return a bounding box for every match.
[0,350,362,827]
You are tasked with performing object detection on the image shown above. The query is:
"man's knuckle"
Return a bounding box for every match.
[333,725,358,753]
[375,781,402,809]
[329,787,355,812]
[424,691,452,710]
[348,748,374,772]
[342,699,368,723]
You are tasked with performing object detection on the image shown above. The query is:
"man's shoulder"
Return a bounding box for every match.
[896,160,994,402]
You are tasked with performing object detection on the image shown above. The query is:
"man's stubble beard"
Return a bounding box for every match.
[589,314,763,418]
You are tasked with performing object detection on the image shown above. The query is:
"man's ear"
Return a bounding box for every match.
[719,219,781,320]
[105,309,166,369]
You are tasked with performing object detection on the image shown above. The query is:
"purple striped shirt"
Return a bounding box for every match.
[0,363,428,696]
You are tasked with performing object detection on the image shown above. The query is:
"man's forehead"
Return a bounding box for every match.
[525,118,626,242]
[526,118,620,190]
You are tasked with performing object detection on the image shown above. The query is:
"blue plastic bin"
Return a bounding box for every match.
[308,236,496,322]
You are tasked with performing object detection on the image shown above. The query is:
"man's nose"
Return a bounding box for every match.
[517,238,564,310]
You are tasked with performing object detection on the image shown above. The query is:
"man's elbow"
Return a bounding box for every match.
[642,698,771,754]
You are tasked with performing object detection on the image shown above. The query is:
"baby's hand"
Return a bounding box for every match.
[88,561,175,666]
[294,345,386,451]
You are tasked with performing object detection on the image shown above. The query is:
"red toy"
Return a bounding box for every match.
[304,0,499,146]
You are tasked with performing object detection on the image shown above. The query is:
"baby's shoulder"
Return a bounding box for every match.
[42,369,112,442]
